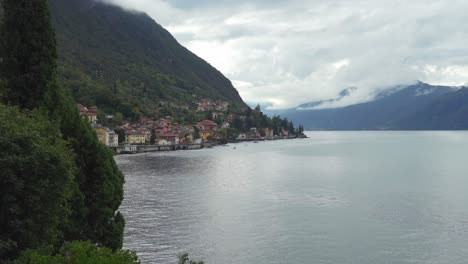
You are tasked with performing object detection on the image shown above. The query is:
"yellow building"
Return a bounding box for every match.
[78,104,98,125]
[200,130,212,140]
[95,128,108,145]
[125,132,146,144]
[95,127,119,146]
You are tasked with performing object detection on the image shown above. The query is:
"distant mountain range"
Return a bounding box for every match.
[267,82,468,130]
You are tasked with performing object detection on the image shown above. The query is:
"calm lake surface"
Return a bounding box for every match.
[116,132,468,264]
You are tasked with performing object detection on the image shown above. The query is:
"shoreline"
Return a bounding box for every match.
[111,135,308,155]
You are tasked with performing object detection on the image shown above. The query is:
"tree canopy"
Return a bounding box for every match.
[0,0,126,261]
[0,106,75,260]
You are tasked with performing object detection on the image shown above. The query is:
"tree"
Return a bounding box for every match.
[281,118,289,131]
[58,101,125,250]
[271,115,281,135]
[0,105,75,260]
[115,128,126,144]
[0,0,125,256]
[11,241,140,264]
[232,117,244,130]
[178,253,204,264]
[150,128,156,144]
[1,0,59,110]
[246,107,252,117]
[254,103,261,112]
[193,126,201,140]
[288,121,295,134]
[114,112,124,124]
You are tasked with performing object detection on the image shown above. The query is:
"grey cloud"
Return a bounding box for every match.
[101,0,468,109]
[168,0,285,9]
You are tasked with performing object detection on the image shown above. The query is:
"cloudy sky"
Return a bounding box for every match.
[101,0,468,109]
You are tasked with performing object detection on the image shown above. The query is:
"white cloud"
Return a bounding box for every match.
[100,0,468,109]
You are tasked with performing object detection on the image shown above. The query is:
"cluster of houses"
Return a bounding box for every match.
[196,99,229,112]
[78,104,119,147]
[77,104,98,125]
[235,127,288,140]
[78,103,228,146]
[119,117,198,146]
[78,101,291,148]
[119,118,235,146]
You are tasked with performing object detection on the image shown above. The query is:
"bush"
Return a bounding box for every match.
[178,253,204,264]
[11,241,140,264]
[0,105,76,260]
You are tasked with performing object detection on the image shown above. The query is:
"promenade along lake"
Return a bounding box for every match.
[116,132,468,264]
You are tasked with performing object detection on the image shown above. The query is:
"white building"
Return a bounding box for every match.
[123,145,137,153]
[107,130,119,147]
[157,139,170,146]
[237,133,247,140]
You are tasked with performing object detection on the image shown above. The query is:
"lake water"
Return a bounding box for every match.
[116,132,468,264]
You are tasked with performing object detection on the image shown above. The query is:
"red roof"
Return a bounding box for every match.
[77,104,97,115]
[77,104,87,111]
[160,133,178,137]
[125,130,145,135]
[198,120,218,126]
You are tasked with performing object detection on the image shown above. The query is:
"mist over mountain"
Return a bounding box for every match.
[266,82,468,130]
[297,87,359,110]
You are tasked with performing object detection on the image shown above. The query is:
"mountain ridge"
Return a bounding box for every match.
[47,0,246,119]
[266,82,465,130]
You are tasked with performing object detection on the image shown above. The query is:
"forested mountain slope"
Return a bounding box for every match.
[48,0,245,118]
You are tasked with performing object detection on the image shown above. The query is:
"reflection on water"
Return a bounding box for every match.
[116,132,468,264]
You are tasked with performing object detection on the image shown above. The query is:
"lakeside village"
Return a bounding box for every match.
[78,98,306,154]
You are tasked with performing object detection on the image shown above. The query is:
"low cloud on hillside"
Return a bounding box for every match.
[100,0,468,109]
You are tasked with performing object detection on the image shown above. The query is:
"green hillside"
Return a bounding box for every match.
[48,0,245,119]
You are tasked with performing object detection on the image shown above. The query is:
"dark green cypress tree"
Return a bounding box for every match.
[0,0,125,254]
[49,20,124,254]
[1,0,60,110]
[0,105,75,261]
[58,101,125,249]
[288,121,295,134]
[150,128,156,144]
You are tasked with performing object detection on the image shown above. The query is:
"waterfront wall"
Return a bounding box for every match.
[111,143,203,155]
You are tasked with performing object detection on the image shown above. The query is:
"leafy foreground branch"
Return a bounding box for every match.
[179,253,205,264]
[10,241,139,264]
[10,240,204,264]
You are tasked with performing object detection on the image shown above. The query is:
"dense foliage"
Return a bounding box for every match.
[0,106,75,260]
[0,0,125,261]
[48,0,246,120]
[0,0,66,124]
[11,241,140,264]
[178,253,204,264]
[223,104,302,139]
[1,0,59,110]
[58,97,125,250]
